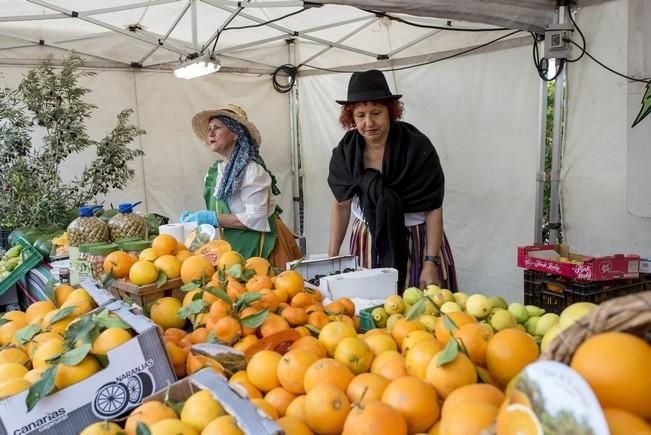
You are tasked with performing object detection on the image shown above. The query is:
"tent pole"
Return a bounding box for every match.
[287,40,302,236]
[549,5,568,244]
[533,69,548,244]
[191,0,198,50]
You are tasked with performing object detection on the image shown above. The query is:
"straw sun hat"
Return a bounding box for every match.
[191,104,262,147]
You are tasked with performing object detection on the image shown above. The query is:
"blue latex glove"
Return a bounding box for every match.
[180,210,218,226]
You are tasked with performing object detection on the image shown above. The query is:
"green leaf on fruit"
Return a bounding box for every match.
[242,269,256,281]
[405,298,425,320]
[95,314,131,330]
[177,299,208,319]
[477,367,492,384]
[26,366,57,411]
[443,314,459,332]
[305,324,321,336]
[205,286,231,305]
[234,292,262,312]
[59,343,91,366]
[192,290,203,301]
[206,331,219,344]
[226,263,243,280]
[156,270,167,288]
[15,324,41,346]
[102,270,115,289]
[436,338,459,367]
[180,280,201,292]
[49,305,76,324]
[136,422,152,435]
[64,315,99,345]
[240,308,269,329]
[0,318,9,327]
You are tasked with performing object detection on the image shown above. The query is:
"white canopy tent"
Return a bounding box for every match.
[1,0,649,302]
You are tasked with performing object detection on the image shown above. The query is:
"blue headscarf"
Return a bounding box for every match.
[214,115,279,204]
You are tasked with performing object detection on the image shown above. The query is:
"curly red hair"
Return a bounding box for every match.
[339,99,404,130]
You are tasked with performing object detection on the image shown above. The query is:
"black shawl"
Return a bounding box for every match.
[328,121,445,286]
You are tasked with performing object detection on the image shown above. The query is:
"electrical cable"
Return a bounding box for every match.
[531,32,565,82]
[272,64,298,93]
[362,9,510,32]
[566,39,650,83]
[225,7,306,31]
[565,9,585,63]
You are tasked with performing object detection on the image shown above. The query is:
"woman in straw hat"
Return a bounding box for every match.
[328,70,457,291]
[181,104,301,266]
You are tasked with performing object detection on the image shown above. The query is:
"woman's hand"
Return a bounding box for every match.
[419,261,441,289]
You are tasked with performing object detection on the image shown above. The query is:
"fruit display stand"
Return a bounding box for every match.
[0,300,175,435]
[523,270,651,314]
[133,368,282,434]
[107,277,184,307]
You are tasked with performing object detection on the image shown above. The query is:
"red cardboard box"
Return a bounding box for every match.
[517,244,640,281]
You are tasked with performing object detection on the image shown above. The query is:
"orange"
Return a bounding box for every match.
[181,390,226,432]
[180,255,215,284]
[273,287,289,304]
[286,395,307,420]
[400,330,436,354]
[364,333,399,357]
[102,251,137,279]
[337,297,355,317]
[139,247,158,262]
[163,327,187,344]
[370,350,402,374]
[441,400,500,435]
[434,312,477,345]
[246,275,273,292]
[54,284,75,307]
[259,313,290,338]
[453,322,493,367]
[154,254,182,279]
[245,257,272,276]
[226,278,246,301]
[425,351,477,399]
[202,415,243,435]
[151,234,179,256]
[381,376,440,433]
[291,292,313,309]
[290,336,327,359]
[209,299,231,319]
[275,270,305,299]
[441,383,504,418]
[149,297,185,330]
[149,419,199,435]
[486,328,539,388]
[91,327,132,355]
[54,355,101,389]
[570,332,651,418]
[325,300,346,315]
[0,348,29,367]
[476,366,499,387]
[25,300,56,324]
[165,342,188,366]
[405,338,442,380]
[230,379,263,399]
[603,407,651,435]
[185,353,224,377]
[303,358,354,393]
[265,386,297,417]
[391,318,426,348]
[294,326,310,337]
[304,304,325,314]
[251,398,279,420]
[307,311,330,330]
[334,337,374,374]
[252,289,280,312]
[124,400,178,435]
[128,260,159,286]
[304,383,350,435]
[217,251,245,271]
[247,350,282,393]
[281,307,308,327]
[275,416,314,435]
[277,349,320,395]
[374,356,408,381]
[342,400,408,435]
[176,250,193,263]
[212,316,241,345]
[177,240,188,251]
[346,373,390,405]
[238,306,260,337]
[319,321,357,356]
[495,403,543,435]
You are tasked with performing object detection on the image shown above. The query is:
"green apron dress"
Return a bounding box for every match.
[203,160,277,259]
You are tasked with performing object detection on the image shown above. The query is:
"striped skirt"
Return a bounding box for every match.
[349,218,458,291]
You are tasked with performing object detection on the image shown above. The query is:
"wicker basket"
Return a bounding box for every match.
[540,290,651,363]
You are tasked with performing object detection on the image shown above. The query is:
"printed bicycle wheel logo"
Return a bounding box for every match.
[92,371,154,418]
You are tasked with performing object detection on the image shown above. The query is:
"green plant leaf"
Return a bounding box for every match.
[136,421,152,435]
[94,314,131,330]
[234,292,262,312]
[180,281,201,292]
[289,257,304,270]
[177,299,209,319]
[102,270,115,289]
[191,290,203,301]
[305,324,321,336]
[456,337,470,357]
[156,270,167,288]
[205,286,232,305]
[242,269,256,281]
[477,367,492,384]
[443,314,459,332]
[49,305,76,324]
[164,399,185,417]
[26,365,57,411]
[436,338,459,367]
[64,314,99,345]
[15,324,41,346]
[226,263,243,280]
[59,343,91,366]
[240,308,269,329]
[206,331,219,344]
[0,318,9,327]
[405,298,425,320]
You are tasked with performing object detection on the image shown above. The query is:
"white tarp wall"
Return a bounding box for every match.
[563,0,651,258]
[0,65,293,223]
[300,43,540,301]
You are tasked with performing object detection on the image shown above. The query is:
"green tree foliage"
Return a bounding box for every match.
[0,55,145,230]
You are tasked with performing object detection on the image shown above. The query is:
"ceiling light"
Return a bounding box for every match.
[173,53,221,79]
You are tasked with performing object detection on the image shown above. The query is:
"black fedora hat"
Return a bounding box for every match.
[335,69,402,104]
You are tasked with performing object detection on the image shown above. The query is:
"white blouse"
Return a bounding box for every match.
[351,196,426,227]
[213,161,276,232]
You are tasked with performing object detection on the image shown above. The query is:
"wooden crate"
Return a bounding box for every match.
[108,277,185,307]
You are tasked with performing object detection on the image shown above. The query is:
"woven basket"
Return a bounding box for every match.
[540,290,651,363]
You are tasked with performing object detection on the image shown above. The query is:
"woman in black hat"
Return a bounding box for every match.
[328,70,457,291]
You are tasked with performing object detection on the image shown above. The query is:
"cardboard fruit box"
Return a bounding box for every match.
[0,300,175,435]
[107,276,185,307]
[318,267,398,301]
[142,368,282,434]
[517,244,640,281]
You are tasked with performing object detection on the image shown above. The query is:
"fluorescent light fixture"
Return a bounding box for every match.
[173,53,221,79]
